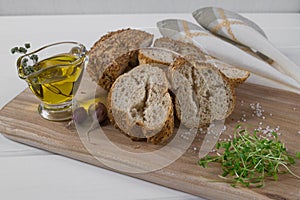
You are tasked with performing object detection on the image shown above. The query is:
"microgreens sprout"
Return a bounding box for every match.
[199,125,300,188]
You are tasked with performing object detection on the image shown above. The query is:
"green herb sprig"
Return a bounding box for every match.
[11,43,38,76]
[11,43,30,54]
[199,125,300,188]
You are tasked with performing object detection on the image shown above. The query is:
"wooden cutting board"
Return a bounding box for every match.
[0,80,300,200]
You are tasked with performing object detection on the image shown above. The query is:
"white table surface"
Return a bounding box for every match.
[0,13,299,200]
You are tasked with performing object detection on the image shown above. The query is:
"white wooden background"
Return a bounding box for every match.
[0,0,299,16]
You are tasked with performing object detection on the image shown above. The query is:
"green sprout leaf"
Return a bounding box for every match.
[198,126,300,188]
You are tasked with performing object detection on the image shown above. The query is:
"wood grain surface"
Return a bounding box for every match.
[0,80,300,200]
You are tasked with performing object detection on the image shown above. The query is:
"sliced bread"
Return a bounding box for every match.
[170,56,235,128]
[204,56,250,86]
[138,47,177,66]
[154,37,249,85]
[154,37,206,61]
[138,47,236,128]
[87,29,154,90]
[138,47,180,86]
[108,64,174,144]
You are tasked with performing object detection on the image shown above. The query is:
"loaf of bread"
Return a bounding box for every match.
[108,64,174,144]
[138,47,235,128]
[170,56,235,128]
[154,37,249,86]
[87,29,154,90]
[90,29,246,143]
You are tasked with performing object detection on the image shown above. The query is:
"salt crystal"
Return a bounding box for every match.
[222,125,227,131]
[293,107,296,111]
[269,113,273,116]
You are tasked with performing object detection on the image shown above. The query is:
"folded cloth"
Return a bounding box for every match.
[157,19,300,94]
[192,7,300,85]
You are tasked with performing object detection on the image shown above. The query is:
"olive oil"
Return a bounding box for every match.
[27,53,84,105]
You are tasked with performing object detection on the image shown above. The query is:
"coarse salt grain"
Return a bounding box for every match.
[250,102,264,118]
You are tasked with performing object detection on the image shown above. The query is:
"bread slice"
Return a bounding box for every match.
[108,64,174,144]
[154,37,249,85]
[138,47,177,66]
[138,47,236,128]
[170,56,235,128]
[204,56,250,86]
[154,37,206,61]
[87,29,154,90]
[138,47,181,87]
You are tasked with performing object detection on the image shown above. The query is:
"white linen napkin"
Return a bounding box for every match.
[157,19,300,94]
[193,7,300,85]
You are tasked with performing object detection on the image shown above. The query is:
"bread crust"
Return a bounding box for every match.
[87,29,153,91]
[97,51,135,91]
